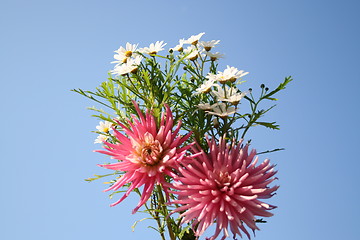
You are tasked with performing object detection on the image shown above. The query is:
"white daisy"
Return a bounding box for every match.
[216,65,249,83]
[197,103,212,110]
[171,39,185,52]
[111,56,143,76]
[211,86,247,105]
[94,134,109,144]
[205,51,224,61]
[193,78,218,95]
[183,46,199,61]
[206,102,236,118]
[206,72,218,82]
[185,32,205,45]
[111,43,139,65]
[199,40,220,51]
[96,121,113,133]
[138,41,167,55]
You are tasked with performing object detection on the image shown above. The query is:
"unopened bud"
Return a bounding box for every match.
[213,118,220,128]
[260,84,265,88]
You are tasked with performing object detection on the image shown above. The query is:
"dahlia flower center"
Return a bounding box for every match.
[215,170,233,193]
[138,134,163,166]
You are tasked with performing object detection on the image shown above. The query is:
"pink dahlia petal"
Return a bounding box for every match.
[95,102,192,213]
[171,137,279,239]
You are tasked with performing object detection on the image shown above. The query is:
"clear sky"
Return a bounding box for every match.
[1,0,360,239]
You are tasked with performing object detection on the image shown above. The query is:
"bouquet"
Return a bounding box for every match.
[73,32,292,240]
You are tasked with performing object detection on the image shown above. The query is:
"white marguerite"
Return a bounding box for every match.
[197,103,212,110]
[185,32,205,45]
[171,39,185,52]
[183,46,200,61]
[206,102,236,118]
[205,51,224,61]
[111,43,139,65]
[216,65,249,83]
[96,121,113,133]
[199,40,220,51]
[206,72,218,82]
[193,78,218,95]
[211,86,247,105]
[94,134,109,144]
[138,41,167,55]
[111,56,143,76]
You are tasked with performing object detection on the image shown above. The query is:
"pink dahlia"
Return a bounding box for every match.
[96,102,192,213]
[171,137,279,240]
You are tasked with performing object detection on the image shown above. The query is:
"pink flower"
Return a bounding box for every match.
[171,137,279,239]
[96,102,192,213]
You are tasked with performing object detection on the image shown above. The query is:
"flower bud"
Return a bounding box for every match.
[213,118,220,128]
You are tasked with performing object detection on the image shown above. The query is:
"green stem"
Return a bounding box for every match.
[156,185,176,240]
[241,96,260,139]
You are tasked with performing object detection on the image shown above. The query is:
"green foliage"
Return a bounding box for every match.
[85,172,119,182]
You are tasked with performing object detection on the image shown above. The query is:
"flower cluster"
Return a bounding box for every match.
[74,32,292,240]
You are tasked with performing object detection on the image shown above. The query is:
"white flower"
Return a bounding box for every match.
[206,102,236,118]
[94,134,109,144]
[197,103,212,110]
[205,51,224,61]
[206,72,218,82]
[171,39,185,52]
[111,56,143,75]
[138,41,167,55]
[111,43,139,65]
[96,121,113,133]
[193,78,218,95]
[199,40,220,51]
[211,86,247,105]
[183,46,199,61]
[185,32,205,45]
[216,65,249,83]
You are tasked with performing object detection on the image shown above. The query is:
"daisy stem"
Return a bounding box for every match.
[156,185,176,240]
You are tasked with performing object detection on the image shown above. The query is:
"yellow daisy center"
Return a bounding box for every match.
[124,51,133,57]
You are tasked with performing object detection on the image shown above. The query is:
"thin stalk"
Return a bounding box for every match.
[156,185,176,240]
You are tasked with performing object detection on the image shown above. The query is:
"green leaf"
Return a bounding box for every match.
[257,148,285,155]
[84,172,118,182]
[261,76,293,100]
[255,121,280,130]
[131,217,152,232]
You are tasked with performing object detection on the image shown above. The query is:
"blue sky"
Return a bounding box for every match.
[1,0,360,239]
